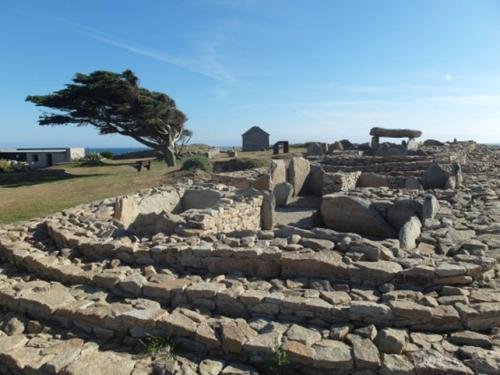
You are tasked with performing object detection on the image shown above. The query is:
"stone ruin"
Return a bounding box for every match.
[0,137,498,374]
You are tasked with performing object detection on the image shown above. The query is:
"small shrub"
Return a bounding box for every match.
[0,159,29,173]
[214,157,267,172]
[139,335,178,358]
[270,339,291,375]
[100,151,114,159]
[181,156,212,172]
[80,152,105,166]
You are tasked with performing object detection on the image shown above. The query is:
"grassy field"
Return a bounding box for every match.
[0,147,305,224]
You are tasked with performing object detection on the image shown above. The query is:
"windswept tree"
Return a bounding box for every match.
[174,128,193,158]
[26,70,187,166]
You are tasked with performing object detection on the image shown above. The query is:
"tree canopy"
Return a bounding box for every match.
[26,70,187,166]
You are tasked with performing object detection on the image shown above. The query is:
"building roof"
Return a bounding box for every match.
[0,148,68,153]
[242,126,269,136]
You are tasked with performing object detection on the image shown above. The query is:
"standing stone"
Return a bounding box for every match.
[399,216,421,250]
[371,136,380,150]
[321,194,396,238]
[270,159,287,187]
[424,162,462,189]
[329,141,344,152]
[422,194,439,221]
[386,199,423,230]
[273,182,294,207]
[114,196,139,228]
[288,157,310,196]
[261,192,275,230]
[305,164,324,196]
[307,142,324,156]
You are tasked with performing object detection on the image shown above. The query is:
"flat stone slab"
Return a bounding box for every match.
[370,127,422,138]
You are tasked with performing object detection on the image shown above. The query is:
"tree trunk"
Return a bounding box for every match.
[163,146,176,167]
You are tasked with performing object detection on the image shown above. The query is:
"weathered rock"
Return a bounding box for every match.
[410,349,473,374]
[380,354,416,375]
[449,330,492,348]
[273,182,294,207]
[347,334,381,369]
[422,195,439,221]
[424,162,462,189]
[182,188,222,210]
[321,194,397,238]
[376,328,408,354]
[399,216,422,250]
[287,157,310,196]
[307,142,325,156]
[312,340,353,370]
[129,212,183,235]
[270,160,287,186]
[260,192,275,230]
[114,196,140,228]
[386,199,423,230]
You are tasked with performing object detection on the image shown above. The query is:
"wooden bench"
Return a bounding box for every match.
[133,159,153,172]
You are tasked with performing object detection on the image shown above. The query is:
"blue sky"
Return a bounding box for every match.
[1,0,500,147]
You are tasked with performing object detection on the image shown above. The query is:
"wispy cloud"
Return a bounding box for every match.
[59,19,235,84]
[428,94,500,106]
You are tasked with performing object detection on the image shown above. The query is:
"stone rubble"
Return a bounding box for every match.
[0,140,497,374]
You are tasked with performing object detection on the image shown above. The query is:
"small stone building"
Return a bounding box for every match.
[242,126,270,152]
[0,147,85,168]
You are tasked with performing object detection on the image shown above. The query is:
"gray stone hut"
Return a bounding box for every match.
[242,126,269,151]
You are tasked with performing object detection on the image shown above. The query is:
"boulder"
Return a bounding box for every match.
[329,141,344,152]
[288,157,310,196]
[424,162,462,189]
[399,216,422,250]
[404,177,423,190]
[307,142,324,156]
[114,196,140,228]
[305,164,324,196]
[261,192,275,230]
[129,212,183,236]
[181,188,222,210]
[321,194,396,238]
[340,139,354,149]
[137,188,181,214]
[422,194,439,221]
[273,182,294,207]
[375,328,408,354]
[270,159,287,186]
[386,199,423,230]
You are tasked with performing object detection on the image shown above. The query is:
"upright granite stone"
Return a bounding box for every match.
[288,157,310,196]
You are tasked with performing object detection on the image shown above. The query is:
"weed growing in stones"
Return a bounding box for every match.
[269,339,291,375]
[139,335,178,358]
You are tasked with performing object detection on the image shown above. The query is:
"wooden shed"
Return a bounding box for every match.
[241,126,270,152]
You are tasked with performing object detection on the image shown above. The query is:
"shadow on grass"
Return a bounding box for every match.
[0,169,106,188]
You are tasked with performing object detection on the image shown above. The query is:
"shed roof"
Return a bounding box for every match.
[242,126,269,136]
[0,148,68,153]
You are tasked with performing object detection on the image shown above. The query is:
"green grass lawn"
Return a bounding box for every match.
[0,147,306,224]
[0,159,178,224]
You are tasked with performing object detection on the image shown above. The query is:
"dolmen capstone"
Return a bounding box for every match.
[370,127,422,152]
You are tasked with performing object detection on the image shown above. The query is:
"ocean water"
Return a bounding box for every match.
[86,147,149,156]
